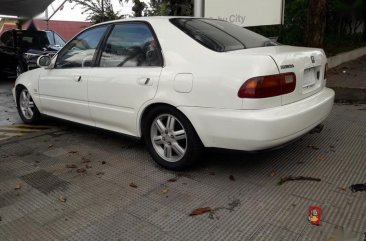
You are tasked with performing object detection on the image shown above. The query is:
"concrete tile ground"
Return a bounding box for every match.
[1,80,366,241]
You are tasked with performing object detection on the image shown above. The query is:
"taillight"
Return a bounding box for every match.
[324,63,328,80]
[238,73,296,98]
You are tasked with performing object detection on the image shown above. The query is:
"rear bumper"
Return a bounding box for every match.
[179,88,335,151]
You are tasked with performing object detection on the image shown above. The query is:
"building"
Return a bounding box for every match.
[1,18,92,40]
[22,19,93,40]
[0,19,17,35]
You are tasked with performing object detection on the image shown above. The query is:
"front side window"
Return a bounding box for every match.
[99,23,162,67]
[55,25,108,68]
[170,18,273,52]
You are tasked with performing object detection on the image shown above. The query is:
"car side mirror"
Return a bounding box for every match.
[37,55,52,68]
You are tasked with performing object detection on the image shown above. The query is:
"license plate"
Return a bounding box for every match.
[303,68,317,88]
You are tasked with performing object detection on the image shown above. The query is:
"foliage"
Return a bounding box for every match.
[71,0,123,23]
[147,0,192,16]
[131,0,147,17]
[248,0,366,51]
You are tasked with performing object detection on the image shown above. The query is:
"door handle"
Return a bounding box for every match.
[137,77,152,86]
[74,76,82,82]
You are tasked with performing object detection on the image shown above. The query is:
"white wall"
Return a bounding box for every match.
[204,0,284,27]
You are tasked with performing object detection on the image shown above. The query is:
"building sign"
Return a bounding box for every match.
[204,0,285,27]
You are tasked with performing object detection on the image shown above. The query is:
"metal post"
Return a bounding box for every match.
[101,0,104,22]
[45,8,49,30]
[194,0,204,17]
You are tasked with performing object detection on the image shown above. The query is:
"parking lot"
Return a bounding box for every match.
[0,78,366,241]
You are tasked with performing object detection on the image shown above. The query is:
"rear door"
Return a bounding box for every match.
[39,25,109,125]
[87,22,163,136]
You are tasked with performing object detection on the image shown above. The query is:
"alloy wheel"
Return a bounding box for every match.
[150,114,187,162]
[19,89,34,120]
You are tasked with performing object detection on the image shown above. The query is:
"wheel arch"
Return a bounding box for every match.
[138,102,203,146]
[139,102,176,137]
[15,84,26,106]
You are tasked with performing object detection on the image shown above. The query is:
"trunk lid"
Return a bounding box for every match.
[230,46,328,105]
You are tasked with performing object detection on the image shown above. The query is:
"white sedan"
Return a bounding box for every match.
[13,17,335,170]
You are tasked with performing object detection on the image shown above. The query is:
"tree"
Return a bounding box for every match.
[72,0,123,23]
[147,0,192,16]
[131,0,147,17]
[305,0,327,47]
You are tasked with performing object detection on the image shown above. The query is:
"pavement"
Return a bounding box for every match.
[327,56,366,102]
[1,76,366,241]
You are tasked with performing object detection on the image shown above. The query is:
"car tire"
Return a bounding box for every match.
[143,106,203,171]
[16,87,41,124]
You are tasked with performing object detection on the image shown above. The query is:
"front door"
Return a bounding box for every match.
[0,31,17,75]
[87,22,164,136]
[39,25,109,126]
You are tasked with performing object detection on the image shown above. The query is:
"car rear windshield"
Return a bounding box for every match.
[170,18,275,52]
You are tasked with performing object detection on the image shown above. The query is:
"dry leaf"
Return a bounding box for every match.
[48,144,54,149]
[96,172,105,176]
[59,196,67,202]
[278,176,321,185]
[229,175,236,181]
[318,155,326,161]
[14,183,22,190]
[338,187,347,192]
[307,145,319,150]
[189,207,212,216]
[66,164,78,168]
[81,158,91,164]
[129,182,138,188]
[76,168,86,173]
[167,178,177,183]
[269,171,277,177]
[161,188,169,194]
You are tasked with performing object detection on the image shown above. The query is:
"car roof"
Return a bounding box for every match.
[91,16,201,27]
[3,29,55,34]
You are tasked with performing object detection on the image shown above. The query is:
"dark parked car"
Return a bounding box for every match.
[0,29,65,78]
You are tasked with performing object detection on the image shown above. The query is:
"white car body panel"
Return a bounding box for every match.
[87,67,162,136]
[13,17,335,151]
[179,88,334,150]
[39,68,94,126]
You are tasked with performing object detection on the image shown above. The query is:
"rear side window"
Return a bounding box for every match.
[170,18,273,52]
[16,31,50,51]
[1,31,14,47]
[99,23,163,67]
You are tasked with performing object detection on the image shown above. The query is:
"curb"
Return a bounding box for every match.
[331,87,366,103]
[328,46,366,69]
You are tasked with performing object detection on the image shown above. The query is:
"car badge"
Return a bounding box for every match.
[311,56,315,64]
[280,64,294,70]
